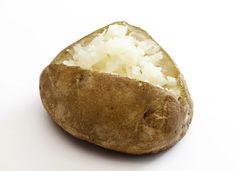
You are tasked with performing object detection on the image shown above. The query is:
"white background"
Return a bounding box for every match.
[0,0,235,170]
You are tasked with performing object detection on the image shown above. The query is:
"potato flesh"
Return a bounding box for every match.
[63,24,180,96]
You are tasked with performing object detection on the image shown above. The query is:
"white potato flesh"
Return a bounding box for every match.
[63,24,180,96]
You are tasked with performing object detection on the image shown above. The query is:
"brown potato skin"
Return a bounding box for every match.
[39,22,193,155]
[40,65,192,154]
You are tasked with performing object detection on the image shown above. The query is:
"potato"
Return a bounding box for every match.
[39,21,193,155]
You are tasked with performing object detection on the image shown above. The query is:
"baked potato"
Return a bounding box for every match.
[39,21,193,155]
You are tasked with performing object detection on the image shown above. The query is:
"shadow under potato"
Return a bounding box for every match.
[44,110,173,162]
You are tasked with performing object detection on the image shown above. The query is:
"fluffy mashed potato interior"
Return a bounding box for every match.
[63,24,180,96]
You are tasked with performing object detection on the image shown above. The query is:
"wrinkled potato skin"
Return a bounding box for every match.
[40,22,193,155]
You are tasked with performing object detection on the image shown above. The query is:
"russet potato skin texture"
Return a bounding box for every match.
[39,22,193,155]
[40,65,192,154]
